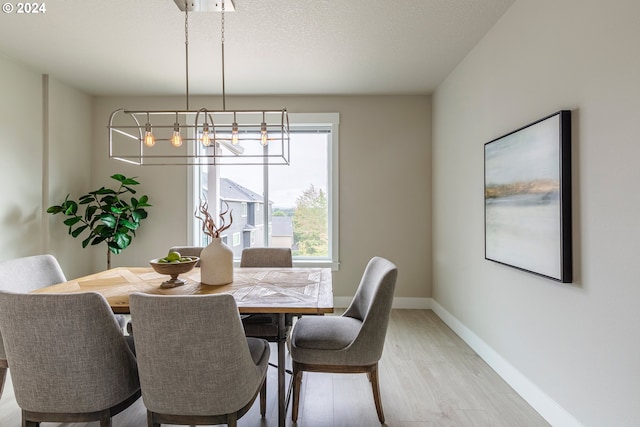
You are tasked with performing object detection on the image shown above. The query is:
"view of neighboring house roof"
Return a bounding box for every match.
[220,177,264,203]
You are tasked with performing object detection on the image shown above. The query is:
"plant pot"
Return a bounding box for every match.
[200,237,233,285]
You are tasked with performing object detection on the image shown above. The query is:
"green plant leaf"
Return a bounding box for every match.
[96,188,116,195]
[123,186,138,195]
[102,194,120,204]
[89,187,105,195]
[110,206,124,214]
[63,217,81,226]
[108,244,123,255]
[78,194,94,204]
[111,174,126,182]
[89,216,101,228]
[85,205,97,221]
[94,224,110,237]
[82,235,92,248]
[100,214,117,228]
[46,205,62,214]
[91,236,106,246]
[71,224,88,238]
[114,233,131,249]
[122,177,140,185]
[120,219,138,230]
[139,195,149,205]
[63,201,78,215]
[133,209,148,221]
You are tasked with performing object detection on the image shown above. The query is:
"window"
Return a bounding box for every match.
[190,113,339,268]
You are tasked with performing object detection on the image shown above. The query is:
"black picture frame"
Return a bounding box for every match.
[484,110,572,283]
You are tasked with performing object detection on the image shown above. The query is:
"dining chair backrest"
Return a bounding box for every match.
[240,247,292,268]
[129,292,270,417]
[0,254,67,363]
[341,256,398,363]
[169,246,204,266]
[0,254,66,293]
[0,291,140,416]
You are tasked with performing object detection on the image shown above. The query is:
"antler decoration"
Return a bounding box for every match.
[195,198,233,238]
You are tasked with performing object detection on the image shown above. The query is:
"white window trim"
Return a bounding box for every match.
[187,112,340,270]
[287,113,340,270]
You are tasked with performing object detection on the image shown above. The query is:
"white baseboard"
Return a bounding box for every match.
[333,296,432,309]
[430,300,584,427]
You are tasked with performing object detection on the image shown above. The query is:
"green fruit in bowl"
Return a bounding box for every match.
[166,251,181,262]
[154,251,198,264]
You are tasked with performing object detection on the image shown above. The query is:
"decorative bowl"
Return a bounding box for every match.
[149,257,199,288]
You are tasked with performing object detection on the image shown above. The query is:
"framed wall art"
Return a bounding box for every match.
[484,110,572,283]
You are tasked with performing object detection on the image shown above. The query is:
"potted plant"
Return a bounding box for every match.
[47,174,151,269]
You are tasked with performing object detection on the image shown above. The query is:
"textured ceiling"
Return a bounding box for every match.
[0,0,514,96]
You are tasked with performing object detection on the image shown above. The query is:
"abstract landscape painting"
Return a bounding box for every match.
[484,111,572,282]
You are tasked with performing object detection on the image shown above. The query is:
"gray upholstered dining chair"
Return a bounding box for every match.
[129,292,270,427]
[290,256,398,424]
[240,247,293,268]
[0,254,126,401]
[169,245,204,266]
[0,290,141,427]
[240,247,293,339]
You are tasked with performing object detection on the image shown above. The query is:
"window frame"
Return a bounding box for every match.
[187,112,340,270]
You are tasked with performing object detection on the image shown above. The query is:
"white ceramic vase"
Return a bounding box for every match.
[199,237,233,285]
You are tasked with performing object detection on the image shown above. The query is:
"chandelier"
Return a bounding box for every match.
[108,0,290,166]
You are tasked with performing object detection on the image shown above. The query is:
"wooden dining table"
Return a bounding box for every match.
[33,266,334,427]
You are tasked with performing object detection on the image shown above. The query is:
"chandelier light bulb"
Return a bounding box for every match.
[260,122,268,146]
[143,123,155,147]
[171,131,182,147]
[201,123,211,147]
[231,122,239,145]
[171,122,183,147]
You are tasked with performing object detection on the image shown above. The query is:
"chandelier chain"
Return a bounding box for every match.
[184,0,190,109]
[221,0,225,44]
[221,0,226,110]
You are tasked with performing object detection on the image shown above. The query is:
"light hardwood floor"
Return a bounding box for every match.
[0,310,549,426]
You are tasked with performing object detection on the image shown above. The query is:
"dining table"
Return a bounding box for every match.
[33,265,334,427]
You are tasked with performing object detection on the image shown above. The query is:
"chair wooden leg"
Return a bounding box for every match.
[260,377,267,417]
[0,366,7,400]
[227,412,238,427]
[97,409,112,427]
[147,410,160,427]
[22,409,38,427]
[369,363,385,424]
[291,362,303,422]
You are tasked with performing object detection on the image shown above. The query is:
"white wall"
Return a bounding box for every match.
[432,1,640,425]
[46,77,94,279]
[0,53,43,259]
[92,95,432,300]
[0,53,93,278]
